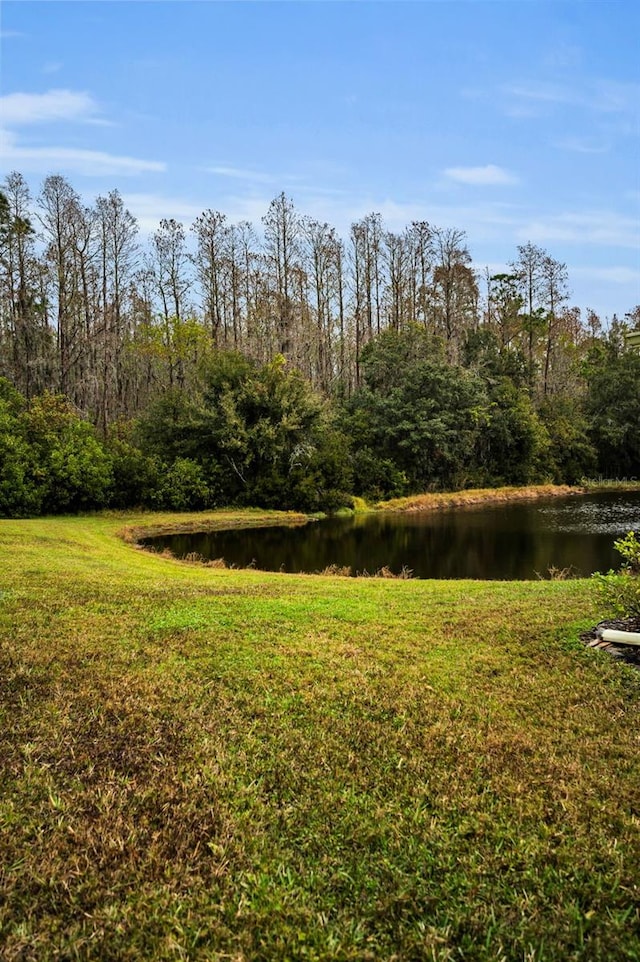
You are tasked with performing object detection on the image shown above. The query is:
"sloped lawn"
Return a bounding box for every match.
[0,511,638,961]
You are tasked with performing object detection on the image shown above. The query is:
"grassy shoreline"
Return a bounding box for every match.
[375,483,585,513]
[375,480,640,514]
[1,509,639,960]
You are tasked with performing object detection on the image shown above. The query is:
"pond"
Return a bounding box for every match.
[141,490,640,580]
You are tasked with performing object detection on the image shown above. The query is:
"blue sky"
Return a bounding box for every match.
[1,0,639,321]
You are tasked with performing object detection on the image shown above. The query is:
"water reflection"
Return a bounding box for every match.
[141,491,640,580]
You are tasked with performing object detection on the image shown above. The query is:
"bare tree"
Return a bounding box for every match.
[302,217,344,391]
[406,221,434,328]
[486,272,524,350]
[0,173,51,397]
[432,227,477,356]
[263,192,301,357]
[510,242,546,385]
[540,254,569,396]
[234,221,263,360]
[383,229,411,331]
[349,213,385,385]
[38,175,84,396]
[95,190,139,428]
[151,218,191,324]
[192,209,227,345]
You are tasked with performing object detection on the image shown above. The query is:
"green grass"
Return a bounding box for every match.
[1,510,639,961]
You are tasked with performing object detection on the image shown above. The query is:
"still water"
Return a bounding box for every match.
[142,491,640,580]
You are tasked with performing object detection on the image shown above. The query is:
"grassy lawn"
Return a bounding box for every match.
[1,510,639,961]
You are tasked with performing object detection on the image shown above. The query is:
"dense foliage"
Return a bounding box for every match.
[0,357,352,515]
[1,317,638,517]
[1,170,639,516]
[0,379,112,516]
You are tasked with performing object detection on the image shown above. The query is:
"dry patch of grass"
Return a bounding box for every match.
[119,507,310,544]
[376,484,584,513]
[0,510,639,961]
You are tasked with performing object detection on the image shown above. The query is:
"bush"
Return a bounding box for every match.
[351,448,408,502]
[24,395,113,513]
[106,432,162,509]
[156,458,212,511]
[593,531,640,618]
[0,428,43,517]
[0,386,113,516]
[615,530,640,574]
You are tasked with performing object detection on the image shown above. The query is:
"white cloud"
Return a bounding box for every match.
[444,164,518,186]
[121,192,205,234]
[203,166,350,197]
[542,41,583,72]
[567,264,640,315]
[589,79,640,114]
[518,210,639,249]
[0,89,164,179]
[0,130,165,177]
[570,265,640,286]
[555,137,609,154]
[203,165,275,185]
[504,81,574,108]
[503,78,640,117]
[220,192,520,241]
[0,89,103,125]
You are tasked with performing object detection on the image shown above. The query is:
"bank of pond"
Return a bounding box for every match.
[141,488,640,580]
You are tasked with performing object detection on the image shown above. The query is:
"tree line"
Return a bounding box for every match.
[1,170,639,517]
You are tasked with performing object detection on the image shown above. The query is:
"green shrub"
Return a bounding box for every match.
[24,395,113,513]
[0,386,113,516]
[156,458,212,511]
[592,531,640,617]
[106,433,162,509]
[614,530,640,574]
[351,449,408,501]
